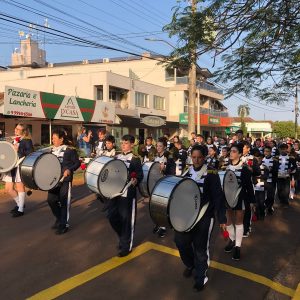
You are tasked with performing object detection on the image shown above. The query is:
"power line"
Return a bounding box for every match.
[0,13,166,62]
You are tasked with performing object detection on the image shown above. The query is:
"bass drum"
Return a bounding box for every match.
[139,162,163,197]
[20,152,62,191]
[0,141,18,173]
[223,170,241,208]
[85,156,128,198]
[150,176,201,232]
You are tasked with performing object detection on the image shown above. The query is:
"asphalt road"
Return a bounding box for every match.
[0,184,299,300]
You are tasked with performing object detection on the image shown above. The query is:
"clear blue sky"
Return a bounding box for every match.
[0,0,295,121]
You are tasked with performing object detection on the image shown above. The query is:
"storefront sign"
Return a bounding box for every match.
[208,116,220,125]
[4,86,45,118]
[4,86,115,124]
[179,113,188,124]
[140,115,166,127]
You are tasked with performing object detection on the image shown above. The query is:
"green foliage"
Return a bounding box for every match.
[163,0,300,103]
[273,121,299,138]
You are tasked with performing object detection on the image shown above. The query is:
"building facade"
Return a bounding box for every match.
[0,37,229,145]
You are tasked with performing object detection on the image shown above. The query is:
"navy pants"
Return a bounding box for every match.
[47,181,71,228]
[265,182,276,209]
[277,178,290,205]
[174,217,214,286]
[107,196,136,252]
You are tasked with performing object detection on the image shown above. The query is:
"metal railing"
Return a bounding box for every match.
[175,76,223,95]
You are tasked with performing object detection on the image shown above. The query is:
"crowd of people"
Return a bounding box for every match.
[1,125,299,292]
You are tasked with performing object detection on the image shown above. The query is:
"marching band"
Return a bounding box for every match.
[1,127,300,292]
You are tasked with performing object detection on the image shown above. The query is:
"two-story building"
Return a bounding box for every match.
[0,37,230,145]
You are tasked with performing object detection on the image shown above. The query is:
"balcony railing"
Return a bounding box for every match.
[200,107,228,117]
[175,76,223,95]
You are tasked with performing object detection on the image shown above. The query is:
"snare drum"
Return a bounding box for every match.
[0,141,18,173]
[85,156,128,198]
[20,152,62,191]
[150,176,201,232]
[139,162,163,197]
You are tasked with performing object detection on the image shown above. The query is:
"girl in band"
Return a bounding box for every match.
[224,143,255,260]
[47,129,80,234]
[175,145,226,291]
[3,123,33,217]
[205,145,219,170]
[152,137,176,237]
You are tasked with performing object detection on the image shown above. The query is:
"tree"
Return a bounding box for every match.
[208,0,300,102]
[273,121,300,138]
[163,0,300,103]
[237,104,250,134]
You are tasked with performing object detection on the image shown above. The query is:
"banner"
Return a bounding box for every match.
[4,86,115,124]
[4,86,45,118]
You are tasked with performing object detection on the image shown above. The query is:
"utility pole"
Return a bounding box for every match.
[188,0,197,136]
[295,84,299,139]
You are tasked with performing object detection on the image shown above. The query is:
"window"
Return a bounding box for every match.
[135,92,149,108]
[109,91,117,101]
[95,86,103,101]
[184,92,188,113]
[0,122,5,139]
[153,96,165,110]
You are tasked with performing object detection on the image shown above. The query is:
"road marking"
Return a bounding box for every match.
[293,283,300,300]
[27,241,296,300]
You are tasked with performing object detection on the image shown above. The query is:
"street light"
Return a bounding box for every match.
[145,37,200,136]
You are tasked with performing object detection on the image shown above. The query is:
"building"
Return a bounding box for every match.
[231,117,273,138]
[0,36,229,145]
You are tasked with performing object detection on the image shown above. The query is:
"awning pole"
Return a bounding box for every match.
[49,119,52,144]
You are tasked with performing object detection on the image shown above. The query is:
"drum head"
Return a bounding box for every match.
[169,178,201,232]
[0,141,18,173]
[148,162,163,195]
[223,170,240,208]
[33,153,61,190]
[98,159,128,198]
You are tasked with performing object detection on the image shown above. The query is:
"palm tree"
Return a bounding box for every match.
[237,104,250,134]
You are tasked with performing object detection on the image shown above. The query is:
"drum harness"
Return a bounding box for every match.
[184,164,209,228]
[226,161,243,205]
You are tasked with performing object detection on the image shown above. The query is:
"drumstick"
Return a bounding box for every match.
[110,181,133,199]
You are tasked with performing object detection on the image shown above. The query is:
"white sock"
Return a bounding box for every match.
[17,192,26,212]
[235,224,244,247]
[227,224,235,241]
[290,188,295,199]
[13,196,20,206]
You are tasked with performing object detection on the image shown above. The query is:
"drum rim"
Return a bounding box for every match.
[149,175,193,229]
[139,161,161,197]
[20,152,39,190]
[223,169,240,208]
[34,152,61,191]
[0,141,18,173]
[95,158,128,198]
[170,177,201,232]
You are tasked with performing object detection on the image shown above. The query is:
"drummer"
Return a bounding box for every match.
[152,137,176,238]
[224,143,255,260]
[107,134,143,257]
[47,129,80,234]
[174,145,226,292]
[3,123,33,217]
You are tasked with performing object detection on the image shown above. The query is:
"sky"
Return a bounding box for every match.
[0,0,295,122]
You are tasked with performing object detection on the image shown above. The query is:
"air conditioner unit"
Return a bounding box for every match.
[48,63,54,68]
[82,59,89,64]
[103,58,110,63]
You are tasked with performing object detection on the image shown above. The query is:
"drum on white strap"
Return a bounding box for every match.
[150,176,202,232]
[139,161,163,197]
[0,141,18,173]
[223,170,241,208]
[20,152,62,191]
[85,156,128,198]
